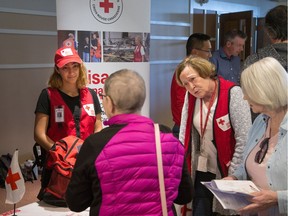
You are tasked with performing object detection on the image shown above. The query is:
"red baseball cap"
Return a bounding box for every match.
[54,47,82,68]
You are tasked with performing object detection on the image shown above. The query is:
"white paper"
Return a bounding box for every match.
[202,180,260,210]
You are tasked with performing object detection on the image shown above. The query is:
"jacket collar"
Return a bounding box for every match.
[104,113,153,126]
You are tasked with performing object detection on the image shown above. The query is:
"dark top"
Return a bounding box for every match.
[35,88,102,116]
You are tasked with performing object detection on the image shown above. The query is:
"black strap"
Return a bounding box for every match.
[73,105,81,138]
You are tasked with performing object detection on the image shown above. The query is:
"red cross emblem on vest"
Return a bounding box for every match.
[216,114,231,131]
[85,105,91,111]
[218,118,225,125]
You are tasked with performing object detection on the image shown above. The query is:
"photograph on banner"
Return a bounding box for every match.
[103,32,150,62]
[58,30,102,63]
[90,31,102,63]
[59,30,78,50]
[77,31,102,63]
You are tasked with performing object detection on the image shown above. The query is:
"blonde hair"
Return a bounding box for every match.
[241,57,288,110]
[104,69,146,113]
[48,63,88,89]
[175,55,216,86]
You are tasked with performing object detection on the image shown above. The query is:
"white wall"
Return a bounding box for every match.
[0,1,57,162]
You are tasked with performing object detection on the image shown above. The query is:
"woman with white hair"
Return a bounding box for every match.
[226,57,288,215]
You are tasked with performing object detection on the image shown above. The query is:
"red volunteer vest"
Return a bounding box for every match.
[134,45,143,62]
[170,72,186,126]
[184,77,236,177]
[47,87,96,142]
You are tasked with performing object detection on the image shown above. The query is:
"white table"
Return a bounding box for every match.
[0,201,89,216]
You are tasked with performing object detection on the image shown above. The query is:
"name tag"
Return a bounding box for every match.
[55,106,64,123]
[197,155,207,172]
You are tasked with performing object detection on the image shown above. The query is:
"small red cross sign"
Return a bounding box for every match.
[218,118,225,125]
[100,0,114,13]
[85,105,91,111]
[5,168,21,190]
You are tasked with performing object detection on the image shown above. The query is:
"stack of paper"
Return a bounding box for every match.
[202,180,260,210]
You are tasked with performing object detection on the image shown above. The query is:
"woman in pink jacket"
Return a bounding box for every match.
[66,69,193,215]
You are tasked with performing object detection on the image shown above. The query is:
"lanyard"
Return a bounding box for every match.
[200,80,217,138]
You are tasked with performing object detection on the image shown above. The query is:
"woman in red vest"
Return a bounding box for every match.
[91,32,101,62]
[133,35,145,62]
[34,47,103,202]
[175,56,252,216]
[34,46,102,151]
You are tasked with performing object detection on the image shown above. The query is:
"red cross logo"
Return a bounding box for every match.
[218,118,225,125]
[5,168,21,190]
[99,0,113,13]
[85,105,91,111]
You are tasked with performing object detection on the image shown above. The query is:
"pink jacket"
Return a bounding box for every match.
[66,114,192,215]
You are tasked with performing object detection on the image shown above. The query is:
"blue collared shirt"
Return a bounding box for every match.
[233,113,288,215]
[210,47,241,84]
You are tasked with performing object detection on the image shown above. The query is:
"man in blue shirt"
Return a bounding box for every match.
[210,29,247,84]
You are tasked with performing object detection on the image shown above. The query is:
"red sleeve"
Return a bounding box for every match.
[170,72,186,126]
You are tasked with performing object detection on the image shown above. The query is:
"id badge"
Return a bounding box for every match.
[197,155,207,172]
[55,106,64,123]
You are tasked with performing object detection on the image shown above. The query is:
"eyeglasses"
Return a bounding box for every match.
[254,138,269,164]
[99,93,116,107]
[98,93,107,98]
[195,48,212,54]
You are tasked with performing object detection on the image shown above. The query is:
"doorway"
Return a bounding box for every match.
[219,11,253,60]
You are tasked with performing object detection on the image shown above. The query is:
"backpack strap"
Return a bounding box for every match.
[154,124,168,216]
[73,105,81,137]
[32,143,46,180]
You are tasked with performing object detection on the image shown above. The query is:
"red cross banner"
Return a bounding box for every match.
[56,0,151,121]
[5,149,25,204]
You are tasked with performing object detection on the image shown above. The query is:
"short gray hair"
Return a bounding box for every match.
[241,57,288,110]
[104,69,146,113]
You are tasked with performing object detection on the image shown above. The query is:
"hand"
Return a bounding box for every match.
[222,176,237,180]
[238,190,278,215]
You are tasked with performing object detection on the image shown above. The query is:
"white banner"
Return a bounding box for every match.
[56,0,151,119]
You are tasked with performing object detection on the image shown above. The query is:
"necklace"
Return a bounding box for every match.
[200,80,217,138]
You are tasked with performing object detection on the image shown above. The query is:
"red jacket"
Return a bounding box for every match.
[184,77,236,177]
[170,72,186,126]
[47,87,96,141]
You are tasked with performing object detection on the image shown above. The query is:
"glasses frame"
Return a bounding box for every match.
[195,48,212,54]
[98,93,116,108]
[98,93,107,98]
[254,137,269,164]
